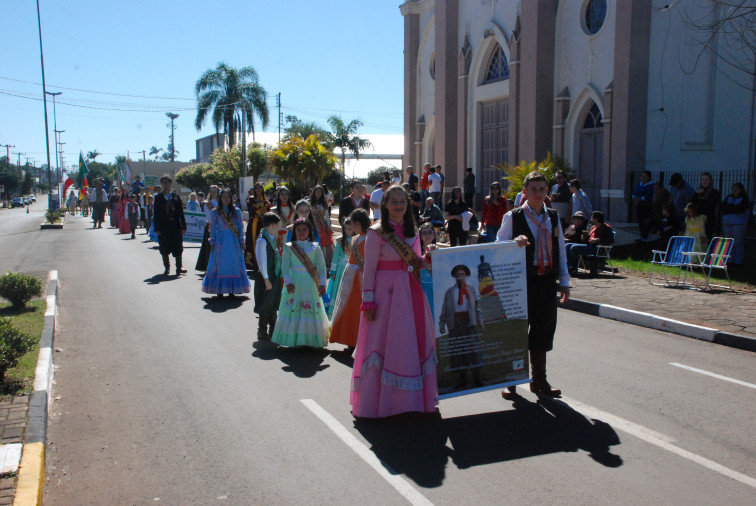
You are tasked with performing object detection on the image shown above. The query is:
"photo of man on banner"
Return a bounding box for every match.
[432,241,530,399]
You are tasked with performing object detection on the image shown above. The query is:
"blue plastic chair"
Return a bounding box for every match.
[649,236,695,286]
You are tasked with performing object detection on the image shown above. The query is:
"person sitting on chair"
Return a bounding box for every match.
[565,211,614,274]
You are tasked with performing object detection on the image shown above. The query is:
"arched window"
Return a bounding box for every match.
[583,103,603,129]
[483,44,509,84]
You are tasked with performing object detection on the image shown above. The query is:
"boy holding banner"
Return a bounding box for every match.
[496,171,570,400]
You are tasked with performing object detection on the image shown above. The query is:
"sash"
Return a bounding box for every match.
[262,230,282,278]
[311,205,331,231]
[351,235,366,270]
[217,209,241,242]
[289,242,321,288]
[371,224,426,281]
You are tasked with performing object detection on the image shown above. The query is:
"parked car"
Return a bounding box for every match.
[11,197,24,208]
[28,195,36,202]
[22,197,30,205]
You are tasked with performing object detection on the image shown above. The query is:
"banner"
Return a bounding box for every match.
[183,211,206,243]
[431,241,530,399]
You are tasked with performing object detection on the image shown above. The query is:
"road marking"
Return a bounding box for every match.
[560,396,756,489]
[300,399,434,506]
[669,362,756,390]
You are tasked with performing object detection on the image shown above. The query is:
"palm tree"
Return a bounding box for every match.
[194,62,270,148]
[149,146,163,161]
[86,150,101,162]
[327,115,371,198]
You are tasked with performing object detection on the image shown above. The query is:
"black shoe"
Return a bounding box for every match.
[215,293,225,299]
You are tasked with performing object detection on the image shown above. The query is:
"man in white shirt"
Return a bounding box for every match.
[370,180,388,222]
[428,167,442,207]
[496,170,570,400]
[89,178,108,229]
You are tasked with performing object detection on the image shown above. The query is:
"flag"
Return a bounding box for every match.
[61,173,73,196]
[117,163,126,185]
[124,161,133,183]
[78,153,89,189]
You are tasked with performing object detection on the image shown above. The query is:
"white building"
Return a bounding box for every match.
[400,0,755,219]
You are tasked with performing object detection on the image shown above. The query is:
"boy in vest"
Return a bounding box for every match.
[127,194,140,239]
[496,171,570,399]
[253,212,283,340]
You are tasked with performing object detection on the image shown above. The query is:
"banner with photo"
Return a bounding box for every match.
[430,241,530,399]
[183,211,206,243]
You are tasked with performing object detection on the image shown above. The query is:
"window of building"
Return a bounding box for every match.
[584,0,607,35]
[483,44,509,84]
[583,103,603,129]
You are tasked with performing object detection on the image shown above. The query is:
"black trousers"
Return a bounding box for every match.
[637,202,652,239]
[527,272,558,352]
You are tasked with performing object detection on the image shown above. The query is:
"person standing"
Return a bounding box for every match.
[479,181,508,243]
[254,213,284,340]
[428,166,442,207]
[202,190,251,298]
[244,183,271,271]
[444,187,471,246]
[126,194,140,239]
[154,176,187,276]
[117,192,131,234]
[690,172,721,240]
[79,189,90,218]
[631,170,654,242]
[310,186,335,271]
[549,171,571,227]
[130,175,145,196]
[186,193,201,212]
[497,171,570,400]
[325,218,353,318]
[668,173,695,230]
[196,186,219,272]
[569,179,593,218]
[90,179,108,228]
[108,189,119,227]
[272,186,295,254]
[350,186,437,418]
[406,166,418,192]
[271,218,330,348]
[721,182,749,267]
[338,182,370,226]
[419,163,432,212]
[369,181,387,223]
[463,168,476,209]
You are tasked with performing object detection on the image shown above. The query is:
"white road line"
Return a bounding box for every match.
[300,399,434,506]
[669,362,756,390]
[560,396,756,490]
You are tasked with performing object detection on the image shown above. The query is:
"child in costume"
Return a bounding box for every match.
[254,213,284,340]
[326,218,353,318]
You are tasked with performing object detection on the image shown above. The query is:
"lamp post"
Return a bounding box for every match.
[35,0,53,211]
[340,146,346,201]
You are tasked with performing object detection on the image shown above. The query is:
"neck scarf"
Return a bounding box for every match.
[523,204,553,274]
[457,281,470,305]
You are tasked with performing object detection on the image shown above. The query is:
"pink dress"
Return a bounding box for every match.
[350,222,438,418]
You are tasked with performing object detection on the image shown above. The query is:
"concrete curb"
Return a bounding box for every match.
[560,297,756,353]
[14,271,57,506]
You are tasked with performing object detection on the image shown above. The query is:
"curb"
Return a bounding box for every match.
[560,297,756,353]
[14,271,57,506]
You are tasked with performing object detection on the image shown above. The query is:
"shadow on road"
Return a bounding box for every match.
[201,296,249,312]
[353,396,622,489]
[329,347,355,368]
[251,341,330,378]
[143,274,180,285]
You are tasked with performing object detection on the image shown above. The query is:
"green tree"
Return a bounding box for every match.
[246,142,270,180]
[166,112,179,162]
[366,166,394,186]
[498,152,572,199]
[284,116,330,145]
[174,163,210,193]
[21,171,33,194]
[149,146,163,161]
[327,115,371,199]
[86,150,101,162]
[194,62,270,147]
[270,135,336,197]
[208,146,244,193]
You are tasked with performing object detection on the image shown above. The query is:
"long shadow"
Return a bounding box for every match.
[201,296,248,313]
[329,347,355,368]
[353,396,622,489]
[144,274,179,285]
[251,341,330,378]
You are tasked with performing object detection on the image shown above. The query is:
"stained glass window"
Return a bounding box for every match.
[484,45,509,84]
[585,0,607,35]
[583,104,603,129]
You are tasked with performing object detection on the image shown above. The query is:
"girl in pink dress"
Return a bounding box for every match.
[350,186,438,418]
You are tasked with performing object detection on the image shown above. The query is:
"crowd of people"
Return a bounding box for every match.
[65,163,749,419]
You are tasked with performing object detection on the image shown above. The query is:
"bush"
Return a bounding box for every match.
[0,317,34,381]
[45,209,61,223]
[0,273,44,309]
[498,152,573,199]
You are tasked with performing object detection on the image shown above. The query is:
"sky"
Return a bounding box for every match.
[1,1,405,177]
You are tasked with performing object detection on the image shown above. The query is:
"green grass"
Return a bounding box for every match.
[0,300,46,397]
[610,256,754,291]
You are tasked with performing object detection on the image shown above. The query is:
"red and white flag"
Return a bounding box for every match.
[62,173,74,196]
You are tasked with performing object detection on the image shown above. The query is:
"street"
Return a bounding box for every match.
[1,205,754,505]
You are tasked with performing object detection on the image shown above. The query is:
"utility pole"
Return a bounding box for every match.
[35,0,53,210]
[140,150,146,178]
[241,102,247,179]
[13,152,24,168]
[1,144,13,171]
[46,90,61,196]
[166,112,179,162]
[276,93,280,142]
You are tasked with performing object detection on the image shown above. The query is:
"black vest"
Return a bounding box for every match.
[511,207,560,271]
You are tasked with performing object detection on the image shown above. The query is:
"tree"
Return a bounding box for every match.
[86,150,101,162]
[247,142,270,180]
[284,116,330,145]
[270,135,336,198]
[680,1,756,85]
[498,152,572,199]
[166,112,179,162]
[21,171,33,194]
[149,146,163,161]
[194,62,270,147]
[208,145,244,193]
[327,115,371,199]
[175,163,210,193]
[366,166,394,186]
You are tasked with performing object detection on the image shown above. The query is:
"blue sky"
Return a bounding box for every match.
[1,1,404,173]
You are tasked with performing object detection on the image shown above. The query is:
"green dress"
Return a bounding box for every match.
[271,241,330,347]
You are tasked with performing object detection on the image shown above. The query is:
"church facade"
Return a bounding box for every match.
[400,0,754,219]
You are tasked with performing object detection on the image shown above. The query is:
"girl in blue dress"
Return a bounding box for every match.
[326,218,353,317]
[201,190,252,298]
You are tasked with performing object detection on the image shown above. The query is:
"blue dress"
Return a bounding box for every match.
[326,241,349,317]
[201,207,252,295]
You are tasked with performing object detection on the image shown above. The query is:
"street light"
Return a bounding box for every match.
[340,146,346,201]
[46,90,62,196]
[35,0,53,210]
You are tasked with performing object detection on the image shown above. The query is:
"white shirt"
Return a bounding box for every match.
[496,203,570,287]
[370,189,383,219]
[428,173,442,192]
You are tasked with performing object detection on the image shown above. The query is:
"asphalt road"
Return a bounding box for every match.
[1,204,754,505]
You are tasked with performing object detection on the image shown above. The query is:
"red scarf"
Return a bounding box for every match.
[523,205,553,275]
[457,281,470,305]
